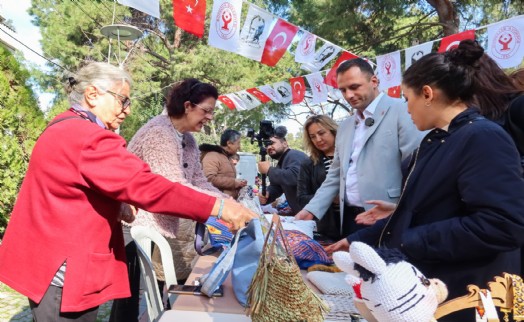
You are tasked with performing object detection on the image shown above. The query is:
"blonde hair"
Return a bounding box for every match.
[302,115,338,165]
[66,62,133,105]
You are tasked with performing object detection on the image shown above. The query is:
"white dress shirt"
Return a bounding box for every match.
[345,92,384,207]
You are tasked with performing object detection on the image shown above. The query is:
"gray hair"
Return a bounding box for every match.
[66,62,133,105]
[220,129,241,146]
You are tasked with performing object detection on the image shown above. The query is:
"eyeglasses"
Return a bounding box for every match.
[193,103,215,116]
[106,90,131,112]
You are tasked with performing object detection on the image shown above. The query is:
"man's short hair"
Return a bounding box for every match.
[336,58,374,77]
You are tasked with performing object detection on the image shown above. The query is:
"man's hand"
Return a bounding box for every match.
[324,238,350,254]
[257,161,271,175]
[355,200,396,225]
[258,192,269,205]
[295,209,314,220]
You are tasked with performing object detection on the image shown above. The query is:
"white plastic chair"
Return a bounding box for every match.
[131,226,178,321]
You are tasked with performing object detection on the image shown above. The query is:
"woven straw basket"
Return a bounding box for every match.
[246,215,329,322]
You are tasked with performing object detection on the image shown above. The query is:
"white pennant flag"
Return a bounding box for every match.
[273,81,293,104]
[295,30,317,64]
[258,85,282,103]
[238,4,274,61]
[301,42,341,72]
[487,16,524,69]
[117,0,159,18]
[208,0,243,54]
[305,72,328,104]
[376,51,402,91]
[404,41,433,70]
[228,93,248,111]
[236,90,261,110]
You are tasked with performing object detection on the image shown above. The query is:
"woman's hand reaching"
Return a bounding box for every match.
[212,198,258,231]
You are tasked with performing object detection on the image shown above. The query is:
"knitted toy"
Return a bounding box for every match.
[333,242,448,322]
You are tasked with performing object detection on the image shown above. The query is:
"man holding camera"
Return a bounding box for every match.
[295,58,423,239]
[258,126,308,216]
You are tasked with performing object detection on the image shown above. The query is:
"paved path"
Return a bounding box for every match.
[0,282,113,322]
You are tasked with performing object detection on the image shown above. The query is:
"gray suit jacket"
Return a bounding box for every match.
[304,94,423,234]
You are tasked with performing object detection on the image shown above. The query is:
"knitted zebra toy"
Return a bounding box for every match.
[333,242,448,322]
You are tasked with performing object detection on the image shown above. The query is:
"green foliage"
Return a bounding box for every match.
[0,45,45,235]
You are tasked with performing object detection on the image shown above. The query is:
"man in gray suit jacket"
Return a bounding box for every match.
[295,58,423,239]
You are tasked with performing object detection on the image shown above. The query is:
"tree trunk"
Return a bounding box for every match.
[426,0,459,36]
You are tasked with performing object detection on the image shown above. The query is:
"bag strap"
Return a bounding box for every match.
[199,225,245,297]
[46,115,86,130]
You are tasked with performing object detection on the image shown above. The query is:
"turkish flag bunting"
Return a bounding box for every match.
[438,29,475,53]
[246,88,271,103]
[260,19,299,66]
[218,95,236,110]
[289,77,306,104]
[324,51,358,88]
[388,86,402,98]
[173,0,206,38]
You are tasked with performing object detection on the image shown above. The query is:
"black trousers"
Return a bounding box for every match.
[340,204,367,238]
[29,285,99,322]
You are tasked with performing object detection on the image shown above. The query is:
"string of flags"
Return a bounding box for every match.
[113,0,523,110]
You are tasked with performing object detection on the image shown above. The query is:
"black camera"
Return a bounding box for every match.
[247,120,274,146]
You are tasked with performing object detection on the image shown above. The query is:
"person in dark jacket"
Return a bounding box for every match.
[327,43,524,321]
[258,126,309,215]
[297,115,340,240]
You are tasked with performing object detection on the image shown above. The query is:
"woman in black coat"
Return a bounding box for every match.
[327,43,524,321]
[297,115,340,240]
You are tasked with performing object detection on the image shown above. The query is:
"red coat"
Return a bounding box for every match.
[0,111,215,312]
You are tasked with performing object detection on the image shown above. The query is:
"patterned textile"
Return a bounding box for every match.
[284,230,333,269]
[205,217,233,248]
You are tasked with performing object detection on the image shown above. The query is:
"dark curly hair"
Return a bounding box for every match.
[166,78,219,118]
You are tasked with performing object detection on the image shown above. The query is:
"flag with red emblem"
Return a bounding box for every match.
[388,86,402,98]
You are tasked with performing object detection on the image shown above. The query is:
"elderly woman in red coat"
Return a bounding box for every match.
[0,62,256,321]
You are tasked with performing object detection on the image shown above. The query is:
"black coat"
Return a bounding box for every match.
[350,109,524,301]
[297,157,341,240]
[266,149,309,215]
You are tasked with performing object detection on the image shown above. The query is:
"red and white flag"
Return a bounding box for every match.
[376,51,401,91]
[388,86,402,98]
[404,41,433,70]
[117,0,159,18]
[238,4,274,61]
[173,0,206,38]
[260,19,299,67]
[295,30,316,64]
[246,88,271,103]
[289,76,306,104]
[487,16,524,69]
[324,51,358,88]
[438,29,475,53]
[236,90,261,110]
[306,72,328,104]
[302,42,341,72]
[258,85,282,103]
[218,95,236,110]
[272,81,293,104]
[208,0,242,53]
